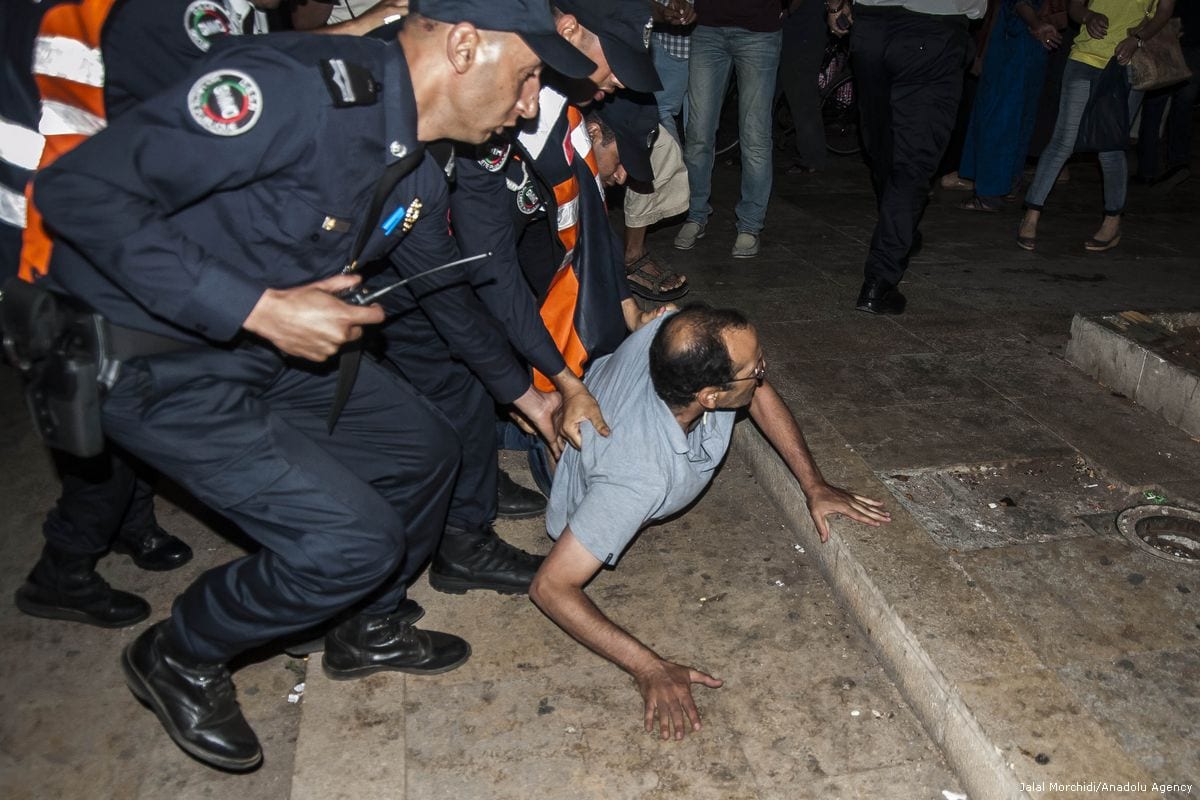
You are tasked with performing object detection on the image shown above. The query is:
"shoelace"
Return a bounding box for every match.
[478,535,542,567]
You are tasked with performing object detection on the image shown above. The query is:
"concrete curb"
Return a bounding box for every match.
[1065,313,1200,439]
[734,423,1031,800]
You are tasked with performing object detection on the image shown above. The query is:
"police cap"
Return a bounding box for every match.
[555,0,662,93]
[595,90,658,184]
[414,0,596,79]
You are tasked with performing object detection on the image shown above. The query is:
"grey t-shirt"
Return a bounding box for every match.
[546,315,736,566]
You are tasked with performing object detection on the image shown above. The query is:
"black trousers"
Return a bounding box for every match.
[100,344,458,663]
[778,0,830,170]
[42,447,159,556]
[851,6,971,285]
[380,322,498,535]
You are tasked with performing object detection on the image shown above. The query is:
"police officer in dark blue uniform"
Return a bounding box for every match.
[33,0,592,771]
[403,1,665,598]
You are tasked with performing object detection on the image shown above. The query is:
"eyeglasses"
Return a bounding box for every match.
[727,357,767,386]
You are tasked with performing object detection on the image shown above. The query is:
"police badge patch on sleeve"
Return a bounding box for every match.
[187,70,263,136]
[478,142,511,172]
[184,0,234,52]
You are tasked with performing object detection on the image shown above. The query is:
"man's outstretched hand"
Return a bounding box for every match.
[805,482,891,542]
[634,658,724,740]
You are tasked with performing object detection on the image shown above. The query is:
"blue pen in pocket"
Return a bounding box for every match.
[382,198,423,236]
[381,204,407,236]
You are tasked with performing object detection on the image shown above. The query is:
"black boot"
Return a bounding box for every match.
[121,623,262,772]
[322,612,471,680]
[496,469,546,519]
[280,598,425,658]
[855,277,907,315]
[429,524,544,595]
[15,544,150,628]
[112,525,193,572]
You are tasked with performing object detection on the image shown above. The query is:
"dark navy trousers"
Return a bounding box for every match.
[380,323,498,536]
[100,344,458,664]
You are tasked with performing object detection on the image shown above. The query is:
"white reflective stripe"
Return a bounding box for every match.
[517,85,567,159]
[0,117,45,170]
[39,100,106,137]
[569,122,592,161]
[556,196,578,232]
[33,35,105,86]
[0,184,28,229]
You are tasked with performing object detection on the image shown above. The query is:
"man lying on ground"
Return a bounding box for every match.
[529,304,891,740]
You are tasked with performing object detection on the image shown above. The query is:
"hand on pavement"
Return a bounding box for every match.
[805,482,891,543]
[634,659,723,740]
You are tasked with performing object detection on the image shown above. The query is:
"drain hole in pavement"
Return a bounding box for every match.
[1133,516,1200,561]
[1116,505,1200,566]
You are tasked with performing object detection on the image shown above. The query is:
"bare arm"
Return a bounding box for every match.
[1016,2,1063,50]
[1116,0,1177,64]
[1071,0,1110,38]
[748,381,891,541]
[314,0,408,36]
[529,530,722,739]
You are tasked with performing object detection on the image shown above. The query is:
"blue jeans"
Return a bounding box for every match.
[684,25,783,234]
[652,38,689,141]
[1024,58,1143,215]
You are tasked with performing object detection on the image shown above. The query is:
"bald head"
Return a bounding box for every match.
[399,12,542,143]
[649,305,752,410]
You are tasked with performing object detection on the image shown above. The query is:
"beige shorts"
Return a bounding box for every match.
[623,126,689,228]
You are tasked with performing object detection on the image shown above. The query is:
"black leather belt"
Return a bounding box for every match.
[104,321,201,361]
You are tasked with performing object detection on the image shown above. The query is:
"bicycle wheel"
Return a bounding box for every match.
[821,70,860,156]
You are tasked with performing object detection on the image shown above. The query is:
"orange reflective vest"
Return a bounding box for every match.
[19,0,117,283]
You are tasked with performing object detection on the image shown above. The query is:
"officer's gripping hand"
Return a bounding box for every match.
[243,274,385,363]
[549,368,609,450]
[511,386,564,460]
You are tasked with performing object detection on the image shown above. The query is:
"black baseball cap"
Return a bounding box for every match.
[414,0,596,79]
[555,0,663,93]
[595,91,659,184]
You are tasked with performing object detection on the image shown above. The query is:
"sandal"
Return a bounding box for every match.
[1083,233,1120,252]
[625,252,690,302]
[939,172,974,191]
[958,196,1001,212]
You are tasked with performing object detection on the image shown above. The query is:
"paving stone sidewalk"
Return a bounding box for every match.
[673,150,1200,800]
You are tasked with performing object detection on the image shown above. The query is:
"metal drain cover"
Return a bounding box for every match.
[1116,505,1200,565]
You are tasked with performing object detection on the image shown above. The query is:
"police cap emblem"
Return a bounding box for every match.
[184,0,234,53]
[187,70,263,136]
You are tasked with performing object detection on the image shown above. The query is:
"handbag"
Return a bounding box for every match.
[1130,15,1193,92]
[1075,57,1131,153]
